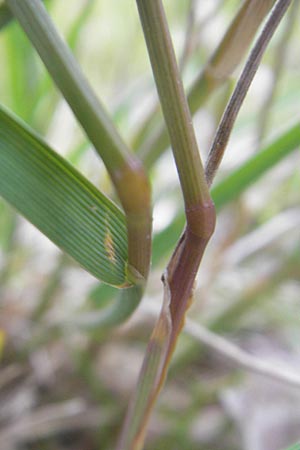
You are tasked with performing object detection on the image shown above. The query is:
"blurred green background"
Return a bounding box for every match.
[0,1,300,449]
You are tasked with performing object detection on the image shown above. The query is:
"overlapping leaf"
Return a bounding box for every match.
[0,105,128,287]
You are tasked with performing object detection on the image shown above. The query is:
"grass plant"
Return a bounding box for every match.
[0,1,299,449]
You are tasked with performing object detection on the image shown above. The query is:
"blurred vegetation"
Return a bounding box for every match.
[0,1,300,449]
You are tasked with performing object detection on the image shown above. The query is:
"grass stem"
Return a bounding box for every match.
[6,0,152,283]
[205,0,293,186]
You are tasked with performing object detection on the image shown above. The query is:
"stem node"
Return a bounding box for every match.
[186,201,216,239]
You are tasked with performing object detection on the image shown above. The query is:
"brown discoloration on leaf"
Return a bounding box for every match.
[104,228,116,264]
[88,204,97,213]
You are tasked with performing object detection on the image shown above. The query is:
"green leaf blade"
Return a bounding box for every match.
[0,105,128,287]
[212,123,300,209]
[282,444,300,450]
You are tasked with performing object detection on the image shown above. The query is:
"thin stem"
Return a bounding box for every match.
[189,0,277,113]
[6,0,152,283]
[256,0,299,146]
[205,0,293,186]
[136,0,211,212]
[117,3,215,448]
[136,0,216,328]
[135,0,215,321]
[138,0,276,169]
[142,303,300,390]
[6,0,126,171]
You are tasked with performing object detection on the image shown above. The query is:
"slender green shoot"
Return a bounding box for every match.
[137,0,276,168]
[6,0,152,284]
[117,1,215,448]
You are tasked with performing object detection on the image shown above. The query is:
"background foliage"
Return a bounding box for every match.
[0,1,300,449]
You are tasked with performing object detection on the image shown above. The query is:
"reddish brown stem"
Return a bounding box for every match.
[163,200,215,367]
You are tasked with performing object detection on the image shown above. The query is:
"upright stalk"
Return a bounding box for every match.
[135,0,215,331]
[187,0,277,113]
[118,1,215,448]
[138,0,276,168]
[256,0,299,146]
[5,0,152,284]
[136,0,212,217]
[205,0,293,186]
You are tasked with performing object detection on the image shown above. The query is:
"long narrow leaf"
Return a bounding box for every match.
[137,0,276,168]
[282,445,300,450]
[152,123,300,264]
[6,0,152,285]
[212,123,300,207]
[0,105,128,287]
